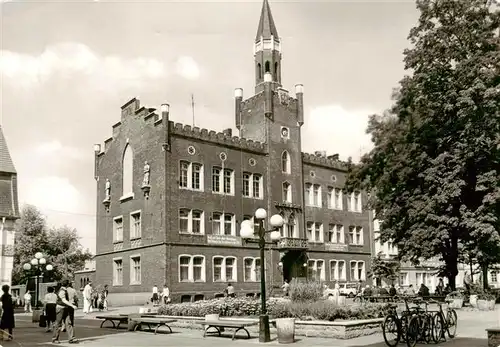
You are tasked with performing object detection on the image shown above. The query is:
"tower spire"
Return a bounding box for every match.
[255,0,279,42]
[254,0,282,93]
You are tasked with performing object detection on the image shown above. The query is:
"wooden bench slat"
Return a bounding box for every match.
[201,320,258,328]
[138,318,176,324]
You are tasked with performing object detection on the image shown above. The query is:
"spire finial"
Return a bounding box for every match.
[255,0,279,42]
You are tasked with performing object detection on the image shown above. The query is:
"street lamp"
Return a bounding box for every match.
[23,253,53,310]
[240,208,284,343]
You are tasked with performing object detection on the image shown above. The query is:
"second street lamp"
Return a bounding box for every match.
[23,252,53,311]
[240,208,284,343]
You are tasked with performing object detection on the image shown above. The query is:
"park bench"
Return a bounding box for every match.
[132,317,177,335]
[96,314,129,329]
[198,319,259,340]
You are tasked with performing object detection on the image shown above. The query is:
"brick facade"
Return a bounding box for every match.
[93,0,373,305]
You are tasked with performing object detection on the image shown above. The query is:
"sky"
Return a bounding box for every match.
[0,0,419,254]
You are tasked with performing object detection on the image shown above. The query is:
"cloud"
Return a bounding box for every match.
[21,176,82,214]
[0,42,168,90]
[34,140,86,160]
[175,56,200,80]
[302,104,375,162]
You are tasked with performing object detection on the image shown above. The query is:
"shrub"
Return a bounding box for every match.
[289,282,324,302]
[157,296,391,321]
[477,292,496,301]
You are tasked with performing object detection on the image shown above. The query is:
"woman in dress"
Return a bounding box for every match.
[44,287,58,332]
[0,284,15,340]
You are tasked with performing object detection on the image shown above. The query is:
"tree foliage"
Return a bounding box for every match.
[369,253,401,285]
[12,205,93,285]
[346,0,500,290]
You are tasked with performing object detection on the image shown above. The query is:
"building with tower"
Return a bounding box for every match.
[0,126,19,287]
[94,0,373,305]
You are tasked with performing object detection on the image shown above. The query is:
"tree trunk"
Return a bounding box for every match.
[447,275,456,291]
[482,263,489,290]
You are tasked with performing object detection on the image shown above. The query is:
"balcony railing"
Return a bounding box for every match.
[276,237,308,250]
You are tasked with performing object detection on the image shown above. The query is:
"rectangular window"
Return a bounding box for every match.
[113,259,123,286]
[179,256,190,282]
[113,217,123,243]
[212,167,221,192]
[306,222,313,241]
[356,226,364,245]
[213,257,223,282]
[492,271,498,283]
[327,187,333,209]
[179,209,205,234]
[328,224,335,242]
[179,162,203,190]
[307,222,323,242]
[244,258,254,282]
[334,188,343,210]
[350,261,365,281]
[252,174,262,198]
[212,212,222,235]
[242,172,251,197]
[225,258,235,282]
[223,169,233,194]
[130,256,141,284]
[224,214,234,235]
[349,191,362,212]
[282,182,292,202]
[313,184,321,207]
[179,161,189,188]
[192,163,202,190]
[305,183,312,205]
[179,255,205,282]
[338,261,345,280]
[336,225,344,243]
[308,259,325,281]
[348,226,355,244]
[212,213,234,236]
[130,211,141,239]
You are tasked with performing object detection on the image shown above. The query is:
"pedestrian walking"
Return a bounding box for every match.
[102,285,109,310]
[23,292,32,313]
[65,281,78,332]
[43,287,57,332]
[51,280,78,344]
[152,285,159,305]
[0,285,15,341]
[83,282,93,314]
[161,285,170,304]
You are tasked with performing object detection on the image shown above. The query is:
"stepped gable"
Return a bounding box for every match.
[302,152,348,171]
[170,122,266,154]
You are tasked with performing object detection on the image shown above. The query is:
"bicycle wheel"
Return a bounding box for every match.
[432,313,445,343]
[446,309,458,338]
[382,315,401,347]
[422,314,433,344]
[406,315,420,347]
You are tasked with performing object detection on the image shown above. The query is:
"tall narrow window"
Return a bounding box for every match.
[265,61,270,73]
[122,144,133,196]
[242,172,251,197]
[257,63,262,79]
[282,182,292,202]
[281,151,291,173]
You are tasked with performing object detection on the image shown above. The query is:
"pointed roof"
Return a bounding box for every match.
[255,0,279,42]
[0,126,16,174]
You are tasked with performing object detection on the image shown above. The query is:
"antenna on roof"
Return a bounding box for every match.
[191,94,195,127]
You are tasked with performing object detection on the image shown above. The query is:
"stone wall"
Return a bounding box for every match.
[152,316,383,339]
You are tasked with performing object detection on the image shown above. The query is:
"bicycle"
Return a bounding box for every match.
[382,296,422,347]
[406,297,434,347]
[428,298,457,343]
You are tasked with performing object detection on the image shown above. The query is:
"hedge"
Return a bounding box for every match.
[156,297,391,321]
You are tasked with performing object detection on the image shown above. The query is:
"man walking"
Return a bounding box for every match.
[52,280,78,344]
[23,291,32,313]
[65,281,78,333]
[83,282,92,314]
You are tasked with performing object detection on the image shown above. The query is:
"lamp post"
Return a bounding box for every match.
[23,252,53,310]
[240,208,284,343]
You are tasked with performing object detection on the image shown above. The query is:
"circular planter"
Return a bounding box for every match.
[477,299,495,311]
[337,296,346,306]
[470,294,478,308]
[276,318,295,344]
[448,298,464,309]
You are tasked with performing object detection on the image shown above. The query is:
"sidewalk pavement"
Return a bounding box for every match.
[16,305,145,319]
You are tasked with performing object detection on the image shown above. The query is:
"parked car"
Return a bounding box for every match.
[339,283,359,298]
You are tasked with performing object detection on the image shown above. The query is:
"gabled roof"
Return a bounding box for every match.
[0,126,16,174]
[255,0,279,42]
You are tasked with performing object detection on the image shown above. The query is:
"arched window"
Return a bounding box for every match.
[122,144,133,196]
[282,182,292,203]
[80,278,83,288]
[274,62,279,79]
[257,63,262,80]
[281,151,291,174]
[287,213,297,238]
[265,61,270,73]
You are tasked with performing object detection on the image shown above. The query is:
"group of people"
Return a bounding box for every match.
[44,279,79,344]
[151,284,170,305]
[82,282,108,313]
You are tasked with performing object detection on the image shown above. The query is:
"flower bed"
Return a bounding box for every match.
[157,297,392,321]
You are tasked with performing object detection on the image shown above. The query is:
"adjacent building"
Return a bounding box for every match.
[94,0,372,304]
[0,125,19,287]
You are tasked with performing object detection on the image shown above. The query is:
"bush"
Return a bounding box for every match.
[157,296,391,321]
[289,282,324,302]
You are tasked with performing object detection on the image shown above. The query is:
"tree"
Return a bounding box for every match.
[12,205,93,285]
[369,253,401,286]
[346,0,500,290]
